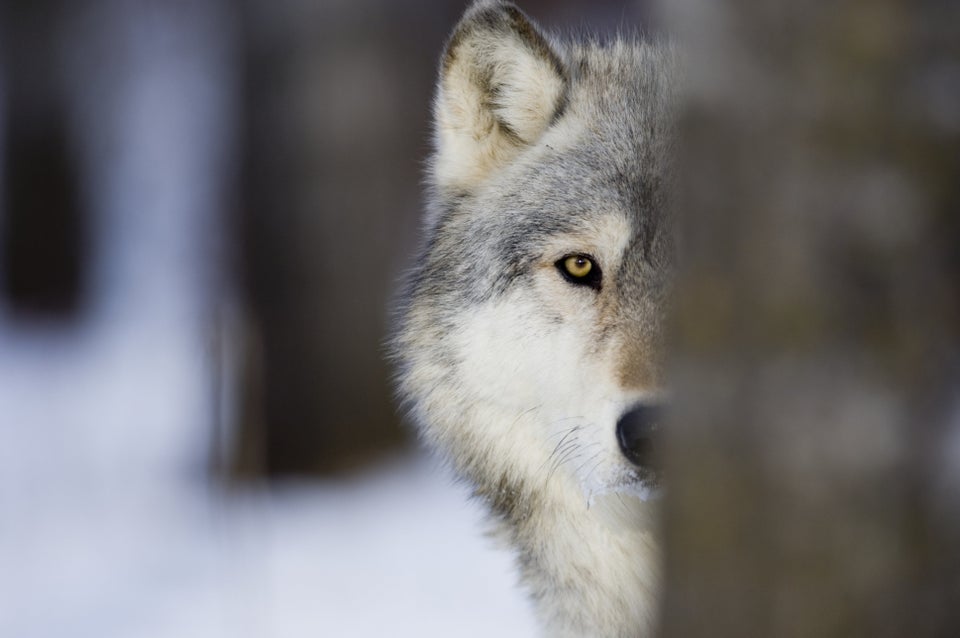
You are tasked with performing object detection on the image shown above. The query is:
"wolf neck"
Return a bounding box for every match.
[471,453,661,637]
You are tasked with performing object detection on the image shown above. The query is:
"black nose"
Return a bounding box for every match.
[616,404,662,467]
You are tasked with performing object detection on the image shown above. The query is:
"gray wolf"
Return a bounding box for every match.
[392,2,675,635]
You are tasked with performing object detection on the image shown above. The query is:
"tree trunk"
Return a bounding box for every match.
[658,1,960,636]
[0,2,86,319]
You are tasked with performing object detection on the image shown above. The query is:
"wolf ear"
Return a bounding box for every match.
[433,1,567,192]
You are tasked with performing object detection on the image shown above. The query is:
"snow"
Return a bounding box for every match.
[0,432,536,638]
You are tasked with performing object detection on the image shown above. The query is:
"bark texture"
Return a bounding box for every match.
[658,1,960,636]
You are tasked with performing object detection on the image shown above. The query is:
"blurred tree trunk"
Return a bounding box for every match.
[659,0,960,636]
[0,2,86,319]
[231,0,460,477]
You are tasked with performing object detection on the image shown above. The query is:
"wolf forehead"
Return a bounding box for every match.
[422,42,674,302]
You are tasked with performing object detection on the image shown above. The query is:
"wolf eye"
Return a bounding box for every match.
[556,254,602,290]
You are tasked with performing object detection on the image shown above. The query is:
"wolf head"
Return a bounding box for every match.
[395,1,675,511]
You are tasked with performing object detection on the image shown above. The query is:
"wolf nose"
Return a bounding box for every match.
[616,404,662,468]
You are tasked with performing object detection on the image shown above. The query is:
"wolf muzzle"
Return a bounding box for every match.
[616,404,662,468]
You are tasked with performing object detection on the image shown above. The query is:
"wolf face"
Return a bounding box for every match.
[398,1,673,498]
[394,1,674,634]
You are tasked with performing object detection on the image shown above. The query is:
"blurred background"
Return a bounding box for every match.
[0,1,650,637]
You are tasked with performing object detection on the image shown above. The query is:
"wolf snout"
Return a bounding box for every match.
[616,404,663,468]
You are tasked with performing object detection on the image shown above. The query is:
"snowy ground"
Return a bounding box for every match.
[0,307,534,638]
[0,319,537,638]
[0,445,536,638]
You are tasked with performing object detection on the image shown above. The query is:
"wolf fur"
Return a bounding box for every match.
[392,2,675,636]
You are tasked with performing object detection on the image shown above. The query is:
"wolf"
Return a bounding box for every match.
[393,1,675,636]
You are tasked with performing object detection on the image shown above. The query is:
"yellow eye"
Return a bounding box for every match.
[556,253,602,290]
[563,255,593,278]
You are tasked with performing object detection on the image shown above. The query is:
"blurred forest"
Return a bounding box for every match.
[2,0,958,636]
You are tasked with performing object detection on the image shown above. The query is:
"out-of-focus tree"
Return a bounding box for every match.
[0,2,86,319]
[232,0,458,476]
[658,0,960,635]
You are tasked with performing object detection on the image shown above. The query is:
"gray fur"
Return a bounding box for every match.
[392,2,676,636]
